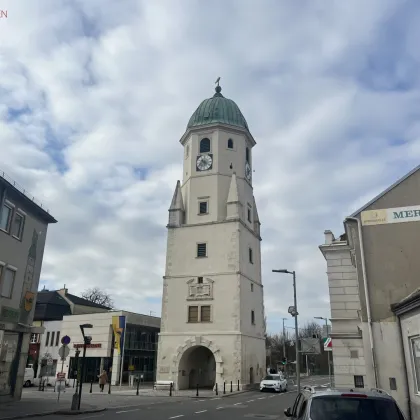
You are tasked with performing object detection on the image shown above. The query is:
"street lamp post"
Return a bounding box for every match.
[78,324,93,411]
[314,316,331,386]
[272,269,300,394]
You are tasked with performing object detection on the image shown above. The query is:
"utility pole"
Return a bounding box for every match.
[272,269,300,394]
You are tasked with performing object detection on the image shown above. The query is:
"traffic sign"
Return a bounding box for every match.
[57,372,66,380]
[323,337,332,352]
[47,357,53,366]
[58,345,70,360]
[61,335,71,345]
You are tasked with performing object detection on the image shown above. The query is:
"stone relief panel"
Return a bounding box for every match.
[187,277,214,300]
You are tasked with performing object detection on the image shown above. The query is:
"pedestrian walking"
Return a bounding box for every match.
[98,370,108,392]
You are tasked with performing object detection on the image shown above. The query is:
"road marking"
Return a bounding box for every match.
[246,399,255,402]
[169,416,184,419]
[211,397,221,400]
[234,402,242,405]
[216,407,224,410]
[195,410,207,414]
[258,397,266,400]
[116,409,140,414]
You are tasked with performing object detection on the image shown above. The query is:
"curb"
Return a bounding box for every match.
[1,408,107,420]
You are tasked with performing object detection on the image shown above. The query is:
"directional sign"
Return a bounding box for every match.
[61,335,71,345]
[323,337,332,352]
[58,345,70,360]
[47,357,54,366]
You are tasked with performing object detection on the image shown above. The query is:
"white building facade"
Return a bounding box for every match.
[60,311,160,385]
[156,84,266,390]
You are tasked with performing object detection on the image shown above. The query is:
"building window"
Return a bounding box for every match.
[354,375,364,388]
[186,145,190,158]
[251,283,254,292]
[1,267,15,298]
[0,204,12,232]
[45,332,50,347]
[200,138,211,153]
[201,306,211,322]
[249,248,253,264]
[188,306,199,323]
[246,147,250,163]
[247,207,252,223]
[56,331,60,346]
[411,337,420,393]
[251,310,255,325]
[227,139,234,149]
[50,331,55,347]
[197,243,207,258]
[198,277,203,284]
[199,201,208,214]
[30,333,38,344]
[11,213,24,239]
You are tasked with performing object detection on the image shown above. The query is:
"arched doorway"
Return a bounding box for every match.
[178,345,216,390]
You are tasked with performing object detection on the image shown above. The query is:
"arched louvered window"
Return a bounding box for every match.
[246,147,250,162]
[228,139,234,149]
[200,138,211,153]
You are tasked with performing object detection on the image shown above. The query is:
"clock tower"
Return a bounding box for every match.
[156,83,266,390]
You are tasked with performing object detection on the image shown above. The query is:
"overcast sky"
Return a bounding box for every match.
[1,0,420,333]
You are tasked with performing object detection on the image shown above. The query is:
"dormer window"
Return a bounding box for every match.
[228,139,234,149]
[200,138,211,153]
[246,147,250,163]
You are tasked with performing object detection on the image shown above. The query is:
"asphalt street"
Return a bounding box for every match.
[19,376,330,420]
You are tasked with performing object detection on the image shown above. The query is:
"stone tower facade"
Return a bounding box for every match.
[156,84,266,390]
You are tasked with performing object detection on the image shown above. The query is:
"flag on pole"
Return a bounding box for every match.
[112,315,126,355]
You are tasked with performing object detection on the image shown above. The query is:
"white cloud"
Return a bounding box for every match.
[1,0,420,333]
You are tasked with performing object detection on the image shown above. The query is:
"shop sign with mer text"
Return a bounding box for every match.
[73,343,102,349]
[361,205,420,226]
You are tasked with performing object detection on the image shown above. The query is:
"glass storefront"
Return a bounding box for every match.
[0,331,22,396]
[121,324,158,383]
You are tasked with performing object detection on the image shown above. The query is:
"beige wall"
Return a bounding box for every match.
[399,307,420,419]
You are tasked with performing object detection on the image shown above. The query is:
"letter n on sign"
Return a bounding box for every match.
[0,11,8,18]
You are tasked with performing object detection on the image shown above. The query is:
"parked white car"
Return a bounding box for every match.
[23,367,35,387]
[259,373,287,393]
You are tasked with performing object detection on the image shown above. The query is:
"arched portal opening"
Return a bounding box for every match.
[177,345,216,390]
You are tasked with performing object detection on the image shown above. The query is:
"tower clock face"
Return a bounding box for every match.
[196,154,213,171]
[245,162,252,181]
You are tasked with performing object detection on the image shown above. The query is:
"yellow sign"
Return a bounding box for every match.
[24,292,35,312]
[361,205,420,226]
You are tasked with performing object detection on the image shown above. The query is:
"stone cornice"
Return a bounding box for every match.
[167,217,262,241]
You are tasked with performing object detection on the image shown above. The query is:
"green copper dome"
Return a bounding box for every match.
[187,85,249,131]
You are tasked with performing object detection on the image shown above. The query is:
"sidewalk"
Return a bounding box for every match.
[0,398,106,420]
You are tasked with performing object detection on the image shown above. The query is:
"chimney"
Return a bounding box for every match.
[324,230,335,245]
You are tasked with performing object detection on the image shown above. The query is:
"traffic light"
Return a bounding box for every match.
[282,357,287,365]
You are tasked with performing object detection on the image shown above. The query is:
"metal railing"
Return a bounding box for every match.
[1,170,50,213]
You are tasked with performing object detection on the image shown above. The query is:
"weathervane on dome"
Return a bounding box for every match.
[215,77,221,87]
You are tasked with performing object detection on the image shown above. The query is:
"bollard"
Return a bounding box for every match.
[108,380,111,394]
[196,383,199,397]
[169,382,173,397]
[230,381,233,393]
[223,382,226,394]
[38,377,42,391]
[237,380,240,391]
[90,379,93,393]
[73,379,75,388]
[136,378,140,396]
[215,383,218,396]
[42,380,45,392]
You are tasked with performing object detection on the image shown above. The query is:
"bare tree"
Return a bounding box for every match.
[298,321,322,338]
[81,287,114,308]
